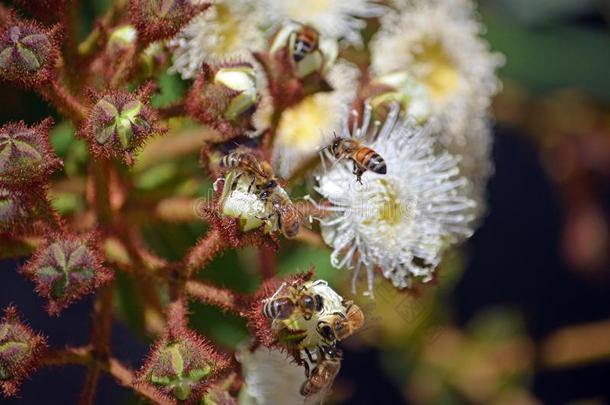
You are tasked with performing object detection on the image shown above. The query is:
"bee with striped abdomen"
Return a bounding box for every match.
[219,148,274,191]
[326,136,387,183]
[290,24,320,63]
[300,344,342,398]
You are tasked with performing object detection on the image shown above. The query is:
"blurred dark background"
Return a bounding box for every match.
[2,0,610,404]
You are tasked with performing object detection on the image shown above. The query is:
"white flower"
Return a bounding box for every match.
[314,104,475,294]
[238,346,306,405]
[272,61,360,178]
[260,0,385,45]
[169,0,265,79]
[369,0,503,214]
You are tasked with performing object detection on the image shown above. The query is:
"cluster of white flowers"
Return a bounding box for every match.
[170,0,501,297]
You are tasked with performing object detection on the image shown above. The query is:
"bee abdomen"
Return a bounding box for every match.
[356,148,387,175]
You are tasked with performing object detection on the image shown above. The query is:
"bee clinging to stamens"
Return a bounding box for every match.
[257,180,303,239]
[219,147,274,191]
[325,135,387,183]
[300,344,342,398]
[290,24,320,63]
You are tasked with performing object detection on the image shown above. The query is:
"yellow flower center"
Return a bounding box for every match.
[411,39,459,104]
[362,180,413,228]
[276,94,338,150]
[210,5,242,56]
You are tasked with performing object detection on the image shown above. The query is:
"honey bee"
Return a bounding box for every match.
[257,181,303,238]
[316,302,365,344]
[263,280,325,322]
[300,344,342,398]
[290,24,320,63]
[326,136,387,183]
[220,148,274,191]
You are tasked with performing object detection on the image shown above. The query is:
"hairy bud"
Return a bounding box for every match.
[129,0,210,43]
[0,15,59,87]
[136,329,230,403]
[0,306,47,397]
[0,119,61,189]
[0,188,47,236]
[20,233,113,315]
[80,86,163,164]
[186,62,259,138]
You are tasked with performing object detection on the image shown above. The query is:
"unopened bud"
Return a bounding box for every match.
[0,119,61,188]
[20,234,113,315]
[129,0,211,43]
[106,25,137,56]
[186,62,260,137]
[0,306,47,397]
[82,89,161,164]
[136,332,229,402]
[0,18,58,86]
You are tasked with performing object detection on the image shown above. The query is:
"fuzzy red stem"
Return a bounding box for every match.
[79,284,114,405]
[185,280,248,316]
[184,228,226,277]
[257,245,278,280]
[39,77,88,123]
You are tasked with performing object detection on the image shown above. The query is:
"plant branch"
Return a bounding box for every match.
[107,359,175,405]
[184,228,226,277]
[39,77,88,123]
[79,283,114,405]
[185,280,247,316]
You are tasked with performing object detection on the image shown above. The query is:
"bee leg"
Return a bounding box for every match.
[352,161,364,184]
[231,172,243,193]
[247,176,256,193]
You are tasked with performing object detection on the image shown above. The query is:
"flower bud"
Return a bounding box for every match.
[0,188,39,235]
[81,88,162,164]
[0,119,61,189]
[0,16,58,87]
[186,62,260,137]
[20,233,113,315]
[0,306,47,397]
[136,331,229,403]
[129,0,211,43]
[367,71,432,123]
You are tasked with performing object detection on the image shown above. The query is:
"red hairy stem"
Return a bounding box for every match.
[185,280,248,316]
[89,160,113,227]
[39,78,88,123]
[157,102,187,120]
[41,346,92,367]
[257,245,278,280]
[184,228,226,277]
[62,0,82,88]
[79,283,114,405]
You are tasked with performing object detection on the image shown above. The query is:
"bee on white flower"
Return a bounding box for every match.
[169,0,265,79]
[272,61,360,178]
[260,0,386,45]
[369,0,503,214]
[314,104,476,295]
